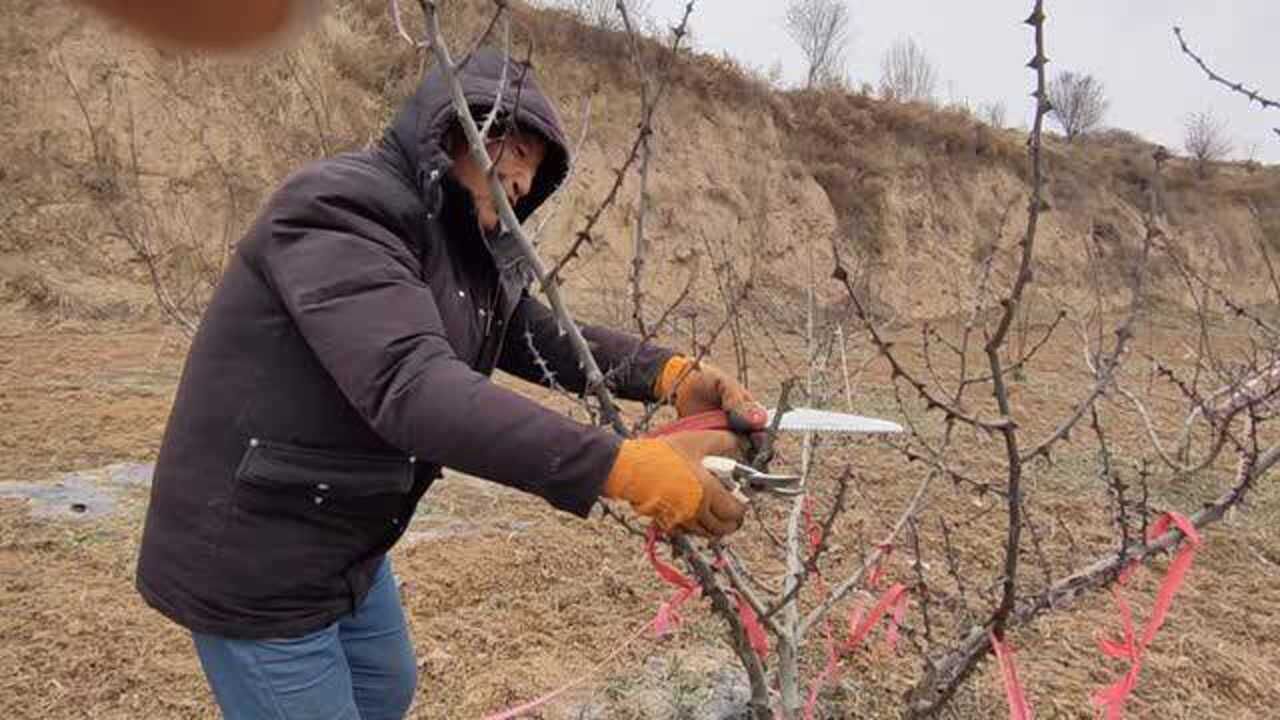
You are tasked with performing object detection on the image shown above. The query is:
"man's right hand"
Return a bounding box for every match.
[603,432,748,538]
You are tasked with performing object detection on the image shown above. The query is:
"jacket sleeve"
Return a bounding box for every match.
[252,167,618,517]
[497,293,676,402]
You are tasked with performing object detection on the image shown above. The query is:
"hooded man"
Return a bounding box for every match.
[135,49,763,719]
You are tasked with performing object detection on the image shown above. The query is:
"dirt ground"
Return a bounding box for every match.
[1,308,1278,720]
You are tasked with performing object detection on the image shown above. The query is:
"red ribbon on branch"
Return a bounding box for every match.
[644,526,702,637]
[802,535,909,720]
[1092,512,1202,719]
[991,631,1035,720]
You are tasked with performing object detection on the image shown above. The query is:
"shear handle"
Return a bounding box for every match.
[647,410,762,437]
[701,455,751,503]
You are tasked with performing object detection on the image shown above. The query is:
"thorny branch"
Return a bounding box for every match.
[908,443,1279,717]
[760,471,851,622]
[419,0,627,434]
[798,471,932,640]
[1173,26,1279,137]
[545,1,695,287]
[987,0,1049,639]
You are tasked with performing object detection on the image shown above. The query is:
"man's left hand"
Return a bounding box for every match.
[655,356,768,433]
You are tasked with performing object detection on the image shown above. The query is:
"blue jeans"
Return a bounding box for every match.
[192,558,417,720]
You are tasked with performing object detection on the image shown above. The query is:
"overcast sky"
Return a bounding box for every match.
[645,0,1280,163]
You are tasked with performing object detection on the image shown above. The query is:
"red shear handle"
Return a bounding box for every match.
[647,410,732,437]
[648,408,769,438]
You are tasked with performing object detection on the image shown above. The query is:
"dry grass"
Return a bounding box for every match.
[1,306,1277,719]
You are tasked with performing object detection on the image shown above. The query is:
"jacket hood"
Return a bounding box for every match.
[384,48,571,223]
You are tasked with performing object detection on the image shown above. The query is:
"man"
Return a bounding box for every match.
[135,48,763,719]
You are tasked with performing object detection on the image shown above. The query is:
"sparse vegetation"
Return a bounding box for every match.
[879,36,938,104]
[1184,108,1234,179]
[980,99,1007,129]
[784,0,852,89]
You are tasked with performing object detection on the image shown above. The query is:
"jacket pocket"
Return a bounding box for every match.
[216,439,417,615]
[236,438,415,497]
[232,438,415,524]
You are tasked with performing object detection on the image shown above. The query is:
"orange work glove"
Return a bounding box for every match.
[603,431,748,537]
[655,356,768,431]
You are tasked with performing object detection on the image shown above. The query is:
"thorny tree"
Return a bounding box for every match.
[394,0,1280,718]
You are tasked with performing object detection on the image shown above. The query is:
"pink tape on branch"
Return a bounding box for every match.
[867,543,895,589]
[1140,513,1200,647]
[804,583,910,720]
[734,593,770,659]
[990,631,1035,720]
[844,583,908,654]
[802,496,822,554]
[1092,512,1201,719]
[653,587,700,638]
[645,526,696,591]
[644,526,702,638]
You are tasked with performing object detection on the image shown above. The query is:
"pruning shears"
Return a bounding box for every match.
[648,407,905,501]
[700,456,802,501]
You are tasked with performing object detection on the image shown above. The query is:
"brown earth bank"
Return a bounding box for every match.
[3,1,1280,718]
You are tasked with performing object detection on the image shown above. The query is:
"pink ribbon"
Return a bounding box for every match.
[1092,512,1201,719]
[991,631,1035,720]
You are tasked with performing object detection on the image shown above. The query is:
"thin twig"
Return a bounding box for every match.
[1174,26,1279,136]
[799,471,932,640]
[420,0,627,434]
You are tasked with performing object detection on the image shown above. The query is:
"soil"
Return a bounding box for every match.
[2,312,1278,719]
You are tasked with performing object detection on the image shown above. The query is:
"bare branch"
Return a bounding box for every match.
[546,1,694,286]
[762,471,851,622]
[1174,26,1279,130]
[420,0,627,434]
[986,0,1049,639]
[907,442,1279,717]
[799,471,932,640]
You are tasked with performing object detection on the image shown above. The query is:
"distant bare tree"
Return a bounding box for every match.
[784,0,851,89]
[980,100,1008,129]
[1184,109,1233,178]
[1244,141,1261,172]
[1047,70,1107,142]
[879,37,937,103]
[556,0,652,32]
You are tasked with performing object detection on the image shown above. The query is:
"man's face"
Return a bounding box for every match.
[449,128,547,233]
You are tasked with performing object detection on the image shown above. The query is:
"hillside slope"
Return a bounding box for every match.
[3,0,1278,332]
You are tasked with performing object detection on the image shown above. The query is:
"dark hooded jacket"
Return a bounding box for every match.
[135,50,673,639]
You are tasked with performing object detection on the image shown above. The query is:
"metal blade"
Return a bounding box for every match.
[766,407,904,434]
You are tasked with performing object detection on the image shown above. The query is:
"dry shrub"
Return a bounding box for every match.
[322,2,419,104]
[0,258,151,322]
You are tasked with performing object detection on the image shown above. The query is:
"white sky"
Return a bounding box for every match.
[646,0,1280,163]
